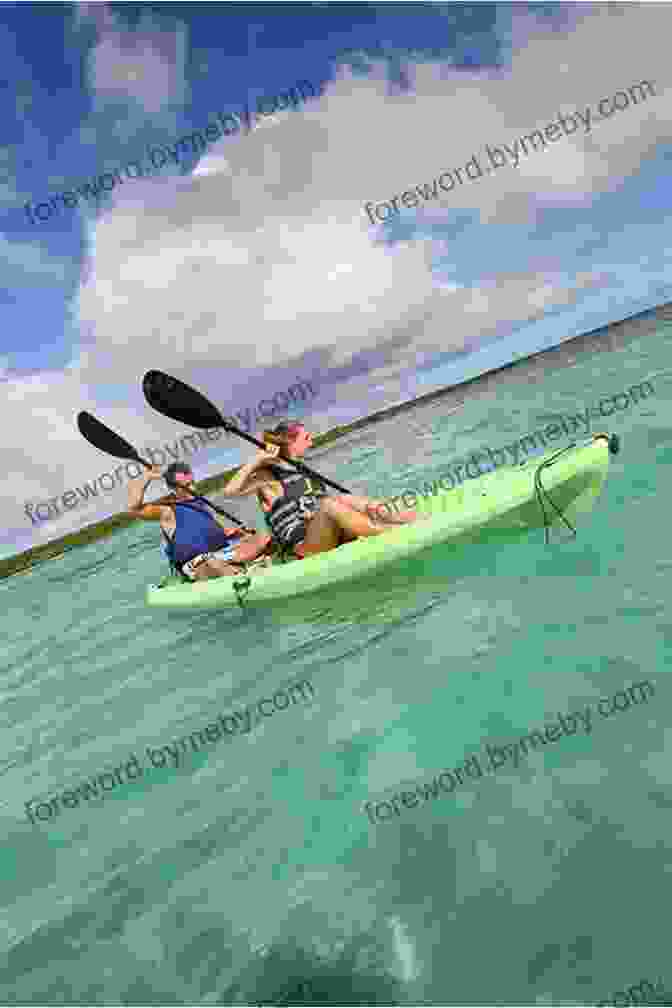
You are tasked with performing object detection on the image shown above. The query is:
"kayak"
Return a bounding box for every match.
[145,432,619,611]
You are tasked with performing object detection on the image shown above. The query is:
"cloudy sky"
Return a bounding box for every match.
[2,1,672,557]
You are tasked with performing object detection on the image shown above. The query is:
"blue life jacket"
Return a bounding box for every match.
[162,499,239,568]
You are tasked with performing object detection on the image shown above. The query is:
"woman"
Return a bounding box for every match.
[223,421,421,558]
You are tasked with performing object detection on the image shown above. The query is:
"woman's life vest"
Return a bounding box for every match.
[162,499,240,568]
[259,462,327,547]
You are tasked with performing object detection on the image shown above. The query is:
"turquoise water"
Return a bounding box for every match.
[2,323,671,1006]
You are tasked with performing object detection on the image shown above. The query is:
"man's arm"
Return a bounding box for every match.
[127,466,170,520]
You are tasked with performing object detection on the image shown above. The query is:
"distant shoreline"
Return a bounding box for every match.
[2,297,670,579]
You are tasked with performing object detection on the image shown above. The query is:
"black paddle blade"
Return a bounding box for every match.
[77,411,144,464]
[143,370,226,430]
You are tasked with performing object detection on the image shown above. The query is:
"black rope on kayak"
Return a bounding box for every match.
[533,445,577,545]
[232,571,251,607]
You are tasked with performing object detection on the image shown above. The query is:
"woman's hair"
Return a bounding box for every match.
[262,421,304,457]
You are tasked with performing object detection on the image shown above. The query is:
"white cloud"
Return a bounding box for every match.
[71,3,671,393]
[5,2,672,546]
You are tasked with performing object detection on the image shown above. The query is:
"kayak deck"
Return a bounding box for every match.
[146,433,618,611]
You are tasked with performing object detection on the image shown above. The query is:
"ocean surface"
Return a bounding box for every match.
[2,318,671,1007]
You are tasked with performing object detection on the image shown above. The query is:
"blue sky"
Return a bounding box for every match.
[2,1,671,555]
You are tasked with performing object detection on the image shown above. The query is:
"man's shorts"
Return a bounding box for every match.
[180,539,242,581]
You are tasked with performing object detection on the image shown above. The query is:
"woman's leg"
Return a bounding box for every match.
[301,496,410,557]
[301,498,375,556]
[300,506,351,556]
[333,493,421,525]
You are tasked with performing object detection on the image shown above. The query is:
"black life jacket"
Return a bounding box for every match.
[260,462,327,546]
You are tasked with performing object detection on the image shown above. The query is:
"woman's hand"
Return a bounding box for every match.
[144,465,164,482]
[253,444,281,466]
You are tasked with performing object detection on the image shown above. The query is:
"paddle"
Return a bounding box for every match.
[142,370,351,494]
[77,411,152,468]
[76,411,249,528]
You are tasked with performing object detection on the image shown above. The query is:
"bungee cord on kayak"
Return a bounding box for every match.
[533,432,620,545]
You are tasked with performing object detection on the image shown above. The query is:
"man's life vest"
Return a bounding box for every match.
[162,499,240,568]
[259,462,327,547]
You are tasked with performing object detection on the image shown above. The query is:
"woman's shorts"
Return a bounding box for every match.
[180,539,242,581]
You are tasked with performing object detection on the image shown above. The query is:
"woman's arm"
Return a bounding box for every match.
[224,448,280,497]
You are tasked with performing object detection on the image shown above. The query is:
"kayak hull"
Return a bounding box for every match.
[145,434,616,611]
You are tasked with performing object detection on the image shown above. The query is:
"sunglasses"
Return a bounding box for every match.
[275,423,307,437]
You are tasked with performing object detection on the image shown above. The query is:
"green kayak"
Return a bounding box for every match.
[146,432,619,611]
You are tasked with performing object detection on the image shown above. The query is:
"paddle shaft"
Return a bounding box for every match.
[141,371,351,494]
[115,452,247,525]
[163,491,247,527]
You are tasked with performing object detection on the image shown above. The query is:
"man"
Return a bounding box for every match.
[128,461,271,580]
[223,420,421,558]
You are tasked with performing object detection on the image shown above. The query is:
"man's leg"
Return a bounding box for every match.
[186,556,241,580]
[186,534,272,578]
[231,532,271,563]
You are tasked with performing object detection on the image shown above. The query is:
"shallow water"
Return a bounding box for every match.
[2,322,671,1006]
